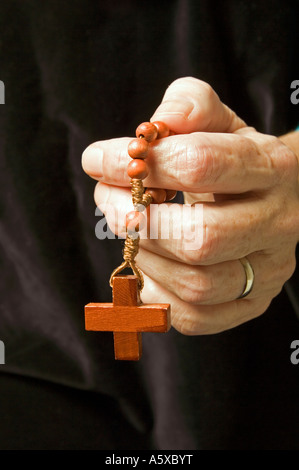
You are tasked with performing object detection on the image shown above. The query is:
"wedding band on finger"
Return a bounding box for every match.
[238,257,255,299]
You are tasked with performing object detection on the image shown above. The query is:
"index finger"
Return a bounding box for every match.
[82,130,280,194]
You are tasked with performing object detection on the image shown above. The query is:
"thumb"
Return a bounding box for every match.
[151,76,246,134]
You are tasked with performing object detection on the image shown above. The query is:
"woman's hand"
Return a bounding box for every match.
[82,77,299,335]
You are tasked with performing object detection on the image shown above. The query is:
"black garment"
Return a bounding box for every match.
[0,0,298,450]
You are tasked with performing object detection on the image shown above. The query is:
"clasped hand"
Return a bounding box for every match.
[82,77,299,335]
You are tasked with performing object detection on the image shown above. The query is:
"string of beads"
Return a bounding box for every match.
[109,121,176,291]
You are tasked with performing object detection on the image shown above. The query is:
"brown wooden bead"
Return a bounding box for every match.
[125,211,146,232]
[145,188,167,204]
[165,189,177,201]
[127,159,148,180]
[136,122,158,142]
[128,138,149,159]
[152,121,170,139]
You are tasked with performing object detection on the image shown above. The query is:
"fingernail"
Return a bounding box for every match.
[153,99,194,119]
[82,145,103,177]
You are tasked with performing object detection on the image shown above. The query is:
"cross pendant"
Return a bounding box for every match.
[85,275,171,361]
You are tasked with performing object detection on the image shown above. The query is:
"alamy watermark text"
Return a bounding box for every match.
[0,81,4,104]
[0,341,5,364]
[290,340,299,365]
[290,80,299,105]
[95,203,204,251]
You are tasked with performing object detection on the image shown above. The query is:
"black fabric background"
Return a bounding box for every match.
[0,0,298,450]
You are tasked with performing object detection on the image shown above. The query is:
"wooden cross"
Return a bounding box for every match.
[85,275,171,360]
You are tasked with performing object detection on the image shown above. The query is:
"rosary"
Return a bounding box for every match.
[85,121,175,360]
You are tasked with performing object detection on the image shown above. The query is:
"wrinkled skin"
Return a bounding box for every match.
[82,77,299,335]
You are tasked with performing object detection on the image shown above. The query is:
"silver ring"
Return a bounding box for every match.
[238,257,255,299]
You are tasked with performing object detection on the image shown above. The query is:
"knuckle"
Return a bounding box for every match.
[178,286,200,305]
[200,80,215,102]
[199,218,219,262]
[179,246,203,265]
[271,137,298,181]
[280,204,299,239]
[175,270,213,305]
[263,252,297,296]
[183,143,215,189]
[178,218,218,265]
